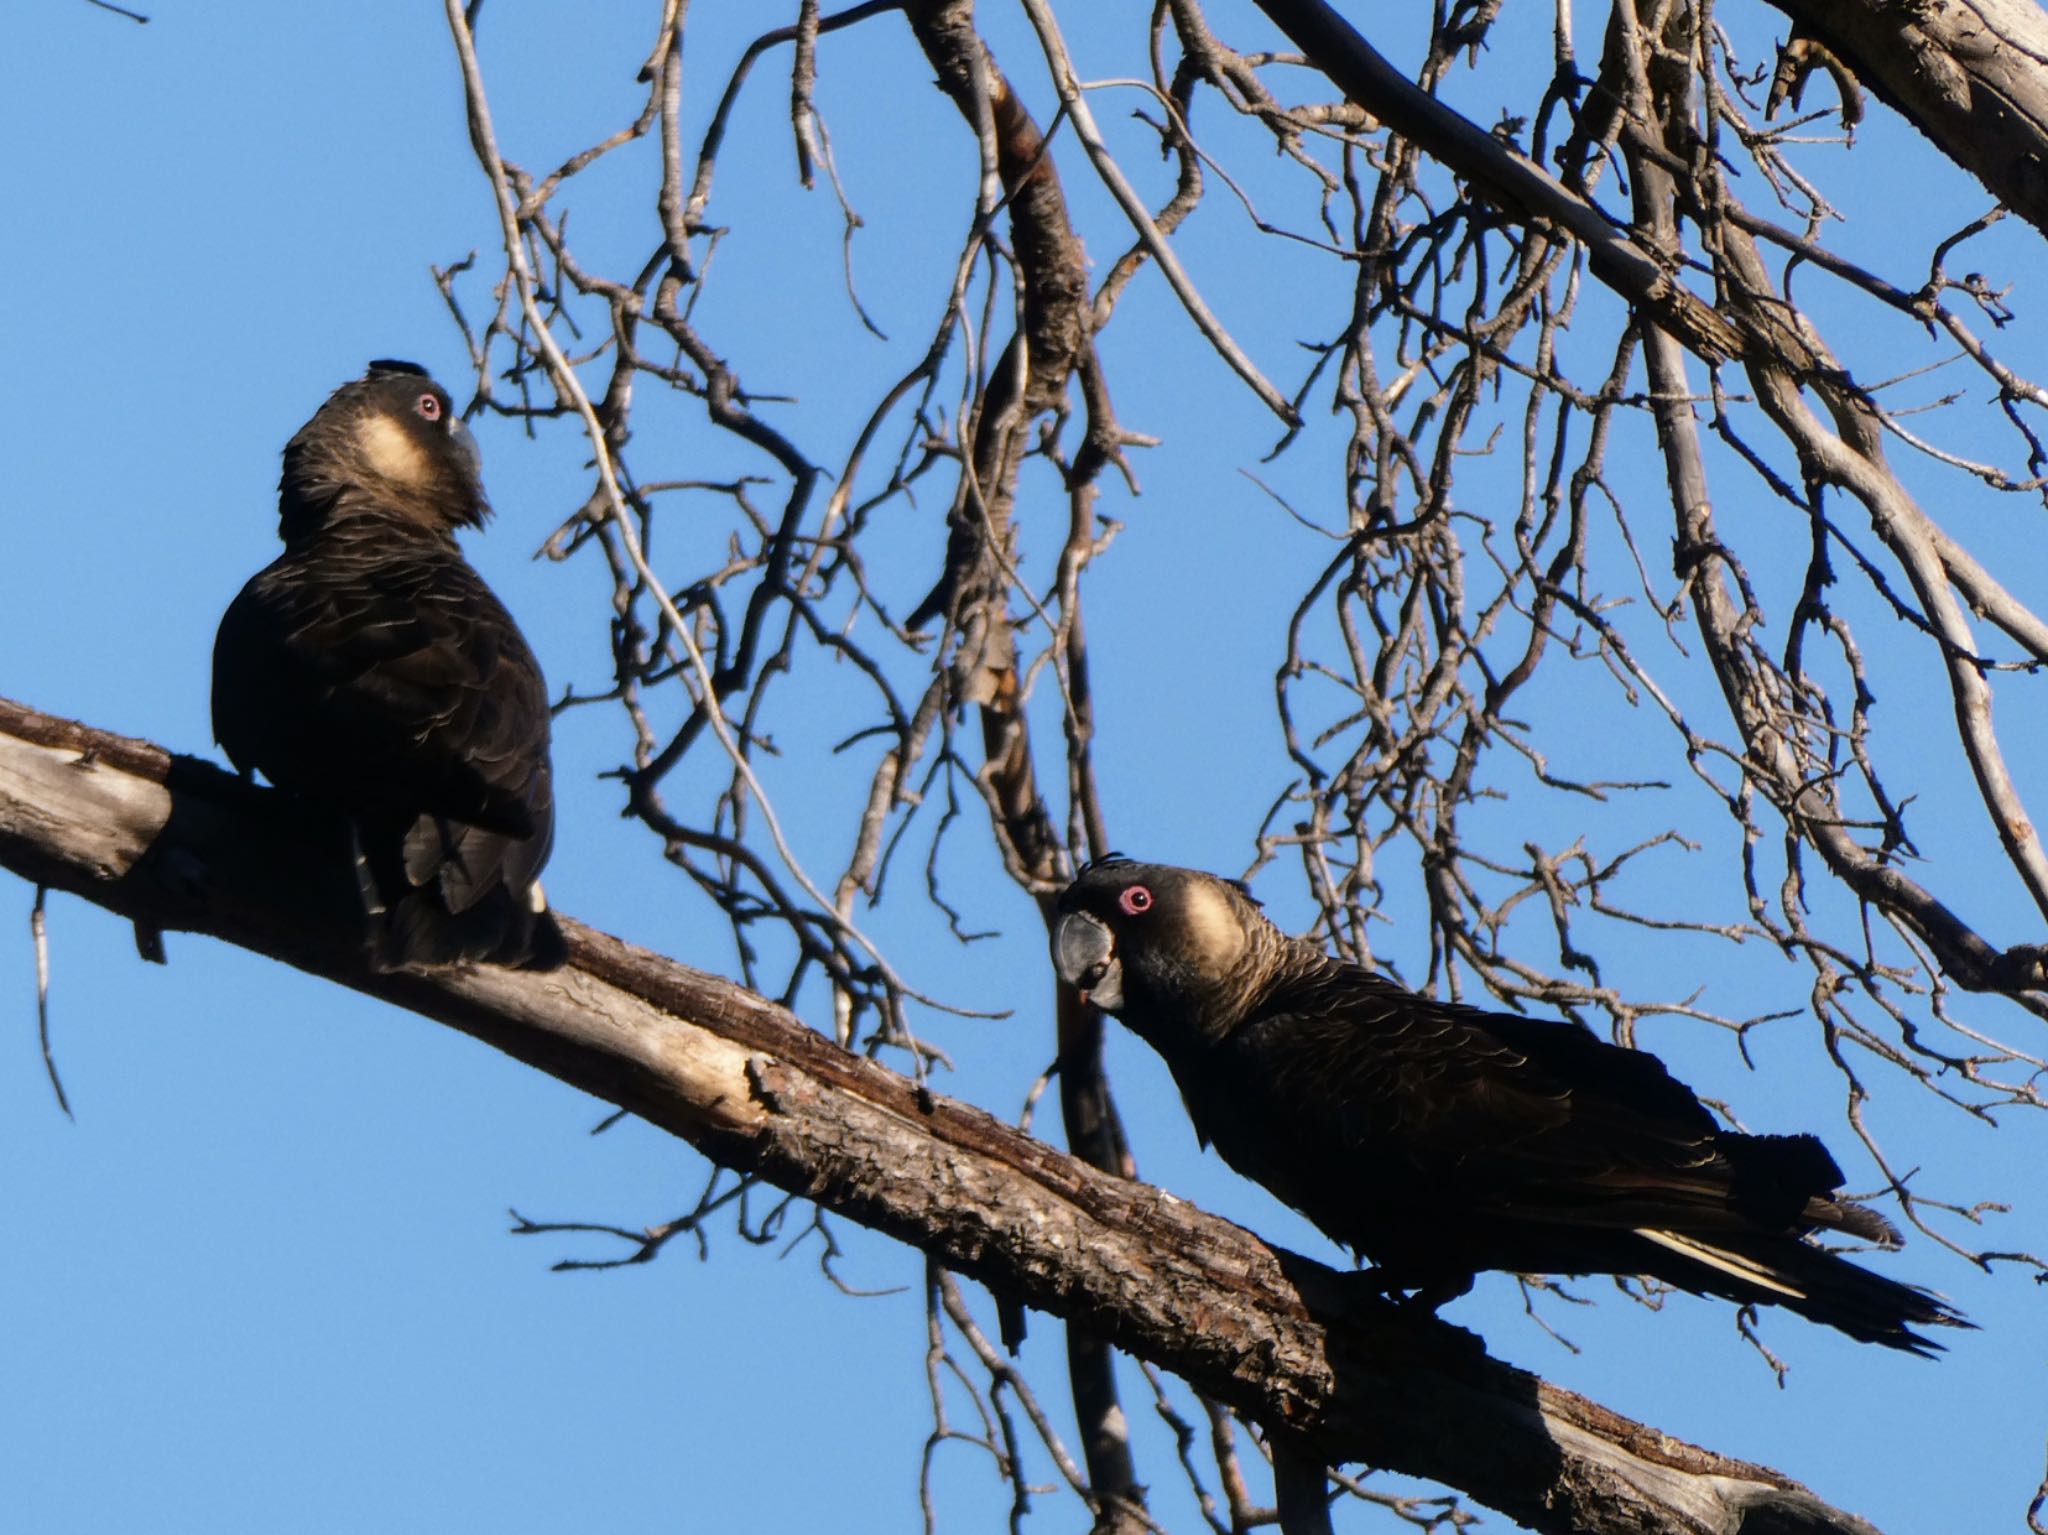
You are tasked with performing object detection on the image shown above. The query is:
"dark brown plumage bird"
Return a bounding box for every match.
[1051,858,1967,1353]
[213,360,566,971]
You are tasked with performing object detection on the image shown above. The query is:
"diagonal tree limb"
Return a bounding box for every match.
[1247,0,1746,362]
[1259,0,2048,1001]
[1762,0,2048,242]
[0,691,1898,1535]
[1614,6,2048,990]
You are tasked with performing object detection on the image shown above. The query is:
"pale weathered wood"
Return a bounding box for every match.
[1767,0,2048,240]
[0,693,1887,1535]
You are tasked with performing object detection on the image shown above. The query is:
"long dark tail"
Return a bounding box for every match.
[1634,1227,1971,1355]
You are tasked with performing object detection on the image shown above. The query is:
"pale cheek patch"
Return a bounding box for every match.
[1180,881,1249,979]
[357,413,432,488]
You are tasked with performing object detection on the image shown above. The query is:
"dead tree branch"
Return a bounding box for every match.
[0,691,1899,1535]
[1763,0,2048,240]
[1247,0,1746,361]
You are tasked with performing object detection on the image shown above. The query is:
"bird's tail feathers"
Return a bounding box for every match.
[355,816,566,972]
[1634,1227,1969,1355]
[370,883,566,971]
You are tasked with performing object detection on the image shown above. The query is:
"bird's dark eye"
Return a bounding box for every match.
[1119,885,1153,915]
[416,393,442,421]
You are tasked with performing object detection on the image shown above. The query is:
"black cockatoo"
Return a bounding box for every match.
[213,360,566,970]
[1051,858,1965,1353]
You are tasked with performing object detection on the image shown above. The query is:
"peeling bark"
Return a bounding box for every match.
[1766,0,2048,240]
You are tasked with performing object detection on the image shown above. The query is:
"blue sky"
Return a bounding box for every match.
[4,4,2045,1532]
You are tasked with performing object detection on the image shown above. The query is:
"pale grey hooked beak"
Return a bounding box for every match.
[1052,909,1123,1011]
[448,417,492,519]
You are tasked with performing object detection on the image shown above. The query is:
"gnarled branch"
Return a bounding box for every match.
[0,691,1896,1535]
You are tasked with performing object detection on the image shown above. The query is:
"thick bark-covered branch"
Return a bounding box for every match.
[0,692,1891,1535]
[1766,0,2048,240]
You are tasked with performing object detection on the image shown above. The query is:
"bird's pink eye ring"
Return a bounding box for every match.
[1119,885,1153,915]
[417,393,442,420]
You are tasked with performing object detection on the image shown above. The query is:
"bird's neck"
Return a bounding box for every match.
[1131,925,1325,1050]
[278,488,464,553]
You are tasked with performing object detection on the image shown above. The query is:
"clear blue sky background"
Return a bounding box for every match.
[3,4,2043,1532]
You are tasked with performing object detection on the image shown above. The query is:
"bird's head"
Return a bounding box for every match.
[279,360,490,540]
[1051,858,1276,1046]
